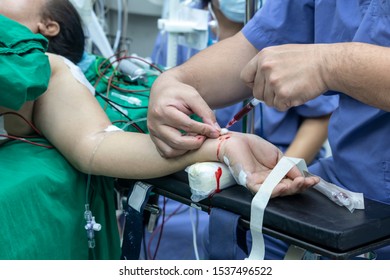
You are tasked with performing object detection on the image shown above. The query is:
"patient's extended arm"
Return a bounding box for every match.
[33,54,319,196]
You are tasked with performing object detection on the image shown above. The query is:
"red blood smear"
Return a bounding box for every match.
[215,166,223,193]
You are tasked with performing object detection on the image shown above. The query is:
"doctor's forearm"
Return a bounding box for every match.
[169,32,256,108]
[323,42,390,111]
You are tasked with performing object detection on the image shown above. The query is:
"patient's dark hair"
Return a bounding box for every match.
[41,0,85,64]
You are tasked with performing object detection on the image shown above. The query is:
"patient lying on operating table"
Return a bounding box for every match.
[1,52,319,195]
[0,2,319,197]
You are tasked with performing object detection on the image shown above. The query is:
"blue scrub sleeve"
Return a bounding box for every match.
[295,95,339,117]
[242,0,314,49]
[241,0,338,117]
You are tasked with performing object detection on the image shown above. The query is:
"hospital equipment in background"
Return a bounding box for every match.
[156,0,209,68]
[70,0,156,79]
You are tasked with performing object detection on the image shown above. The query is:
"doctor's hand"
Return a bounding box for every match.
[147,72,221,158]
[216,132,320,197]
[240,44,329,111]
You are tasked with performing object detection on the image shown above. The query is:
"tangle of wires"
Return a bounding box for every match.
[0,111,53,149]
[143,197,186,260]
[91,51,164,134]
[141,197,202,260]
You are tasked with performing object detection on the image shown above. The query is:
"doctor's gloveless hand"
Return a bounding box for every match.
[240,44,330,111]
[147,72,221,158]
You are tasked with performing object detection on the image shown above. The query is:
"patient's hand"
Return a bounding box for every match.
[217,132,319,197]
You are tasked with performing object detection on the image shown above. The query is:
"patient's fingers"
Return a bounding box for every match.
[272,177,319,197]
[246,175,319,198]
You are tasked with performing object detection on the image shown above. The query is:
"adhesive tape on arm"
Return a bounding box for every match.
[62,56,96,95]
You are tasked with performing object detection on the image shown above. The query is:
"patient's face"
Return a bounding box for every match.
[0,0,46,33]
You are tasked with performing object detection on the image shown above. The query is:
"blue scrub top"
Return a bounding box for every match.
[243,0,390,205]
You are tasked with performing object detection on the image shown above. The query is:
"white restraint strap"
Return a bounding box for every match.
[246,156,307,260]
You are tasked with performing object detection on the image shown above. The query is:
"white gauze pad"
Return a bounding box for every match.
[186,162,236,202]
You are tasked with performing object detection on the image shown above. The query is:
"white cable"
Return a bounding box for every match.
[120,117,147,131]
[95,0,106,30]
[121,0,129,52]
[165,0,180,68]
[208,2,220,41]
[112,0,123,53]
[154,30,167,65]
[189,207,200,260]
[185,46,192,62]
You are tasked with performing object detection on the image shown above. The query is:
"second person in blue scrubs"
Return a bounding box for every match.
[148,0,390,259]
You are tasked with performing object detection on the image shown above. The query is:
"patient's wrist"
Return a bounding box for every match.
[199,137,220,162]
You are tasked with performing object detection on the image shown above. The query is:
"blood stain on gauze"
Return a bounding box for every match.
[186,162,236,202]
[215,166,223,193]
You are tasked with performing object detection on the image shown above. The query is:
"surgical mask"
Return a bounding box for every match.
[218,0,246,23]
[218,0,264,23]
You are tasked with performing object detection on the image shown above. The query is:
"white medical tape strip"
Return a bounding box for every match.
[128,181,153,213]
[62,56,96,95]
[104,125,123,132]
[246,156,307,260]
[0,115,7,140]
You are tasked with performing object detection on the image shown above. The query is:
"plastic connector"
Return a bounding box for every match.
[303,171,365,213]
[84,204,102,248]
[118,60,146,81]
